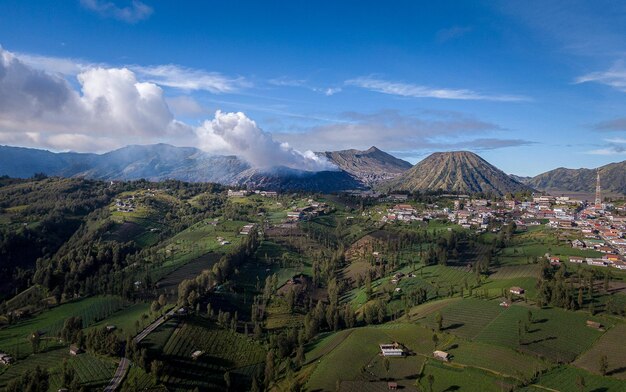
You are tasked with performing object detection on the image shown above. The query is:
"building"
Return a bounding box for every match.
[433,350,450,362]
[227,189,249,197]
[510,287,525,295]
[0,353,14,365]
[191,350,204,360]
[69,345,82,356]
[379,343,404,357]
[240,224,256,235]
[586,320,603,330]
[569,256,584,264]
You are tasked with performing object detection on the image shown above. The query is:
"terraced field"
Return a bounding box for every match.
[537,365,626,391]
[447,340,549,379]
[475,305,606,363]
[573,323,626,379]
[417,361,518,392]
[158,317,265,391]
[0,296,125,358]
[70,352,117,389]
[423,298,504,339]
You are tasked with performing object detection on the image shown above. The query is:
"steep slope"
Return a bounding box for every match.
[381,151,530,195]
[233,166,364,192]
[0,145,99,178]
[318,146,412,186]
[528,161,626,194]
[0,144,364,192]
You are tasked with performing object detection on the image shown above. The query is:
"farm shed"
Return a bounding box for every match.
[586,320,603,330]
[510,286,525,295]
[69,345,82,356]
[379,343,404,357]
[433,350,450,361]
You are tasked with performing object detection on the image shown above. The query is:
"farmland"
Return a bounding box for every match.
[475,304,607,363]
[0,296,126,358]
[1,178,625,391]
[155,316,266,391]
[573,323,626,379]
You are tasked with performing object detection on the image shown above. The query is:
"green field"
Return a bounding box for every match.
[88,302,153,336]
[158,316,265,391]
[475,304,607,363]
[417,361,518,392]
[423,298,505,339]
[573,323,626,379]
[536,365,626,391]
[0,296,125,358]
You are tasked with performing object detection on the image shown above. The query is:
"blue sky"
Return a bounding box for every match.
[1,0,626,175]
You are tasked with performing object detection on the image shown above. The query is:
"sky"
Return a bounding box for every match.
[1,0,626,175]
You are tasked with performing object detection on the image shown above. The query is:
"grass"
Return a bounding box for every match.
[446,340,549,380]
[70,352,117,389]
[88,302,152,337]
[475,304,607,363]
[536,365,626,391]
[480,277,539,300]
[423,298,505,339]
[0,347,69,389]
[417,361,518,392]
[0,296,125,358]
[573,323,626,379]
[158,316,265,391]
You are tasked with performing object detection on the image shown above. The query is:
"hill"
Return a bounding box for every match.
[0,144,361,192]
[528,160,626,195]
[381,151,530,195]
[318,146,412,186]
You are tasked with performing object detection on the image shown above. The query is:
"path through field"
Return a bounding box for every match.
[103,307,179,391]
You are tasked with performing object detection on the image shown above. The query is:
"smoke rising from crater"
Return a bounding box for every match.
[196,110,337,171]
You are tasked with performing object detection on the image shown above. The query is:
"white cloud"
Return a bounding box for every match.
[14,52,248,94]
[133,64,250,93]
[576,61,626,91]
[166,96,206,117]
[272,110,532,153]
[80,0,153,23]
[196,110,336,171]
[0,46,194,152]
[346,77,529,102]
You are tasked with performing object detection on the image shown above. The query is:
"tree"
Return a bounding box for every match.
[295,344,305,368]
[150,360,164,381]
[435,312,443,332]
[383,357,390,375]
[264,350,275,387]
[29,331,41,354]
[599,355,609,376]
[224,371,232,391]
[432,333,439,349]
[427,374,435,392]
[250,376,260,392]
[575,375,586,392]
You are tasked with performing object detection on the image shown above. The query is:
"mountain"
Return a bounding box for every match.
[528,160,626,195]
[381,151,530,195]
[318,146,412,186]
[509,174,532,184]
[233,166,364,192]
[0,144,363,192]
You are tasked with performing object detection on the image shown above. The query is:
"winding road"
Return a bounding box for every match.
[103,307,179,391]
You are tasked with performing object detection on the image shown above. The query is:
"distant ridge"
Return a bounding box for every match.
[381,151,530,196]
[528,160,626,195]
[318,146,412,186]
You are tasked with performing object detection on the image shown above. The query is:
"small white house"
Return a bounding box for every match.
[379,343,404,357]
[433,350,450,362]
